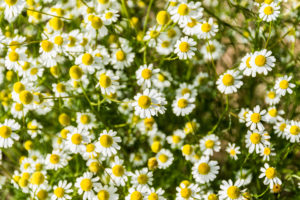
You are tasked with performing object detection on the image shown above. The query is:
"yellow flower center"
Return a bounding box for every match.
[230,149,236,155]
[97,190,110,200]
[265,167,276,179]
[19,90,33,105]
[149,30,159,38]
[158,154,168,163]
[98,0,109,4]
[227,186,240,199]
[30,172,45,185]
[158,73,165,82]
[187,18,197,28]
[71,133,82,145]
[69,65,83,79]
[49,17,64,30]
[198,162,210,175]
[5,0,17,6]
[112,165,124,177]
[86,143,95,152]
[279,123,286,131]
[181,88,191,96]
[80,178,93,191]
[131,191,143,200]
[268,108,277,117]
[54,36,64,46]
[99,134,113,147]
[279,80,288,89]
[68,36,76,47]
[206,44,215,53]
[80,114,90,124]
[18,178,29,188]
[99,74,112,88]
[290,125,299,135]
[161,41,170,48]
[208,193,218,200]
[116,50,125,61]
[167,29,176,38]
[205,139,214,148]
[250,113,261,123]
[56,83,66,93]
[30,68,38,75]
[22,62,30,70]
[179,42,189,53]
[222,74,234,86]
[263,147,271,155]
[272,184,281,193]
[267,91,275,99]
[250,133,261,144]
[41,40,54,52]
[137,174,148,184]
[148,193,158,200]
[141,68,152,79]
[182,144,192,155]
[254,55,266,67]
[13,82,25,93]
[177,98,188,108]
[263,6,274,15]
[105,12,113,19]
[60,129,69,139]
[15,103,23,111]
[0,126,12,138]
[201,23,212,32]
[180,188,191,198]
[8,51,19,62]
[82,53,94,66]
[54,187,64,198]
[50,154,60,164]
[172,135,181,144]
[177,4,189,16]
[138,95,151,109]
[91,16,103,29]
[89,162,100,173]
[156,11,170,25]
[246,57,251,68]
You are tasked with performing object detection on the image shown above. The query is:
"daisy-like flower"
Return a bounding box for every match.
[179,17,201,36]
[1,0,25,22]
[156,37,174,55]
[95,129,121,157]
[274,119,288,138]
[144,26,162,47]
[132,89,167,118]
[176,83,197,98]
[192,156,220,183]
[95,70,119,95]
[169,0,203,24]
[259,163,281,189]
[176,183,201,200]
[239,53,257,77]
[76,112,96,130]
[45,150,69,170]
[75,172,101,200]
[146,187,166,200]
[259,3,280,22]
[130,168,153,187]
[29,171,48,191]
[285,120,300,143]
[136,64,160,88]
[125,185,148,200]
[245,105,266,131]
[106,157,128,186]
[200,134,221,156]
[11,102,28,119]
[265,90,280,105]
[172,94,195,116]
[5,48,27,71]
[86,14,108,38]
[201,40,223,61]
[94,184,119,200]
[52,82,69,97]
[166,129,185,149]
[260,146,275,161]
[75,50,103,74]
[274,75,295,96]
[226,143,241,160]
[216,70,243,94]
[264,107,284,124]
[153,71,172,89]
[238,108,250,123]
[51,180,73,200]
[197,18,218,39]
[81,142,98,160]
[250,49,276,75]
[236,169,252,186]
[174,36,196,60]
[156,149,174,169]
[218,179,245,200]
[110,45,135,70]
[101,9,119,25]
[0,119,20,148]
[65,128,90,153]
[245,130,270,154]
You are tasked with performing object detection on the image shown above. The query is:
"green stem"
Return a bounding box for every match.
[265,21,272,48]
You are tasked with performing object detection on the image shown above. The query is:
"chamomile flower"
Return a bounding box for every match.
[174,36,197,60]
[86,159,101,174]
[75,50,103,74]
[192,156,220,183]
[176,183,201,200]
[29,171,48,191]
[86,14,108,38]
[265,90,280,105]
[216,70,243,94]
[0,119,20,148]
[176,83,197,98]
[130,168,153,187]
[273,119,288,138]
[156,149,174,169]
[5,48,27,71]
[95,129,121,157]
[238,108,250,123]
[27,120,42,138]
[146,187,166,200]
[126,185,148,200]
[285,120,300,143]
[102,9,119,25]
[169,0,203,24]
[260,146,275,161]
[226,143,241,160]
[110,46,135,70]
[136,64,160,88]
[172,94,195,116]
[218,179,245,200]
[181,144,194,161]
[132,89,167,118]
[274,75,295,96]
[153,71,172,89]
[259,3,280,22]
[76,112,96,130]
[51,180,73,200]
[95,70,119,95]
[11,102,28,119]
[179,18,201,36]
[94,184,119,200]
[166,129,185,149]
[1,0,25,22]
[250,49,276,75]
[239,53,257,77]
[144,26,162,47]
[201,40,223,61]
[45,150,69,170]
[75,172,101,200]
[264,107,284,124]
[259,163,282,189]
[52,82,69,97]
[106,157,128,186]
[245,105,266,131]
[197,18,218,39]
[200,134,221,156]
[236,169,252,186]
[65,128,90,153]
[156,38,174,55]
[245,130,270,154]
